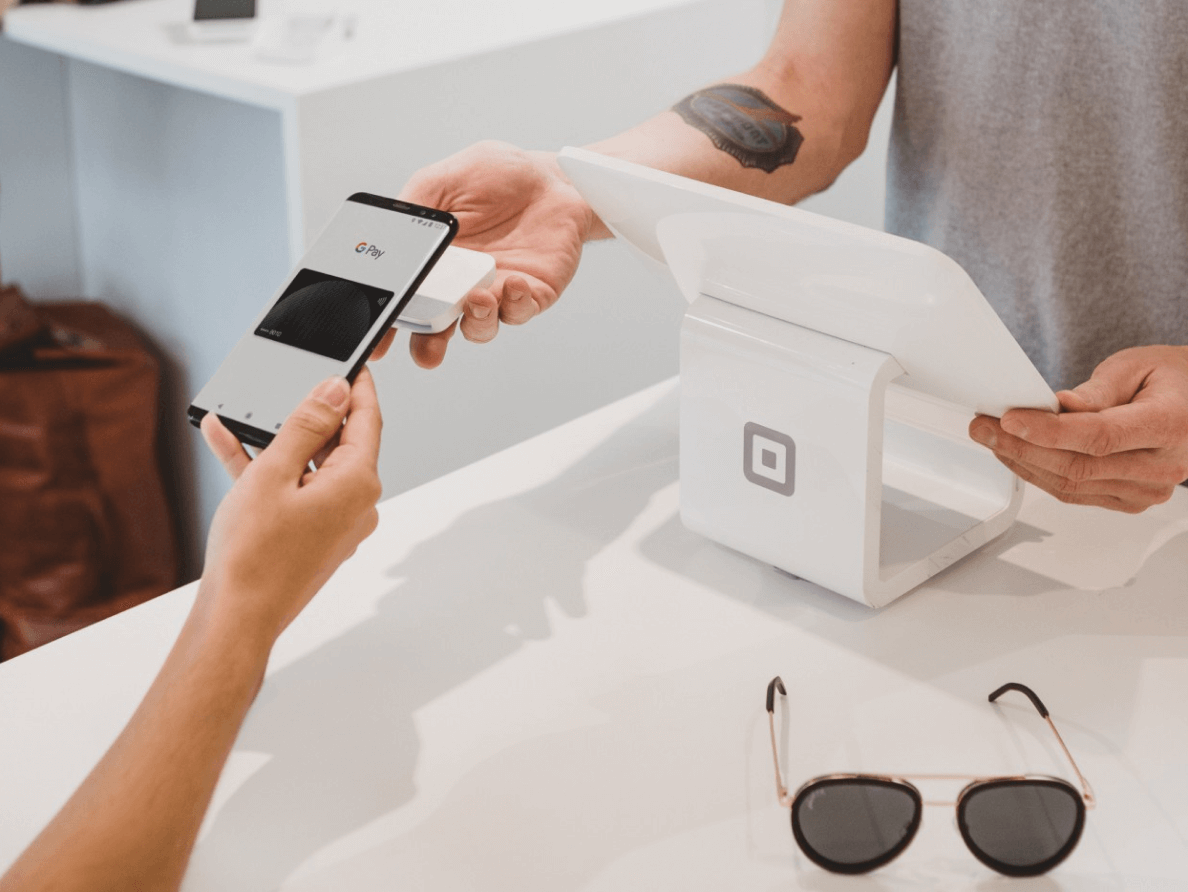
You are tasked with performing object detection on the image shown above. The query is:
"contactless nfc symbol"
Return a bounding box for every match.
[743,422,795,496]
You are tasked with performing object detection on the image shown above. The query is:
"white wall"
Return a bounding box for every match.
[67,63,294,578]
[0,38,80,296]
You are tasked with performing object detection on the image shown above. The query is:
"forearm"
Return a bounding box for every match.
[0,583,271,892]
[581,0,896,236]
[585,80,853,211]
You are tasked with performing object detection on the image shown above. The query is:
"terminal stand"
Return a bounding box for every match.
[680,295,1022,608]
[555,146,1057,609]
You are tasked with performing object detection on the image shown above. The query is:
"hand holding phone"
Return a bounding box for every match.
[199,369,383,636]
[189,193,456,448]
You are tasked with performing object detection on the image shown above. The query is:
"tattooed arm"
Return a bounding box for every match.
[586,0,897,217]
[385,0,897,367]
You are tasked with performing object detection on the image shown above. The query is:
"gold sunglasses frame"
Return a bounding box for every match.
[766,678,1095,875]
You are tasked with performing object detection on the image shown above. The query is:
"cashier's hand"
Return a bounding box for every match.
[198,369,383,644]
[969,346,1188,513]
[368,141,603,368]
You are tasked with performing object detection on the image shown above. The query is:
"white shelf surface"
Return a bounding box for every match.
[4,0,710,108]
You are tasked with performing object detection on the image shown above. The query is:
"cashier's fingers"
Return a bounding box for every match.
[368,328,398,362]
[992,453,1162,513]
[496,273,547,326]
[406,285,493,367]
[971,414,1180,511]
[978,418,1172,512]
[201,413,252,481]
[407,277,545,366]
[409,322,458,369]
[453,275,543,345]
[458,285,502,343]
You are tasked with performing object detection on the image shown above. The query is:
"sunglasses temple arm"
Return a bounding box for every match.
[1043,714,1096,808]
[766,677,792,807]
[989,683,1096,808]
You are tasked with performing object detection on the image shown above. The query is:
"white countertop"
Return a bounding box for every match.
[0,378,1185,889]
[4,0,714,108]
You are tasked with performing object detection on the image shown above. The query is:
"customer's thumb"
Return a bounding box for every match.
[260,377,350,479]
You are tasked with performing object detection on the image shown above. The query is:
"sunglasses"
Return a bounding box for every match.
[766,678,1095,877]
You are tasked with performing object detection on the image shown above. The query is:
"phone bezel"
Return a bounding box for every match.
[187,193,457,449]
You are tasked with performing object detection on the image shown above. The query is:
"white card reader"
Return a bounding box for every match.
[395,246,496,334]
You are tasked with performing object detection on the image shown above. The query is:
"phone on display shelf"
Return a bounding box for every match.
[188,193,457,449]
[188,0,257,42]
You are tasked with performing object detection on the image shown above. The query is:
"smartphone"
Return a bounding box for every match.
[188,0,256,42]
[188,193,457,449]
[395,245,496,334]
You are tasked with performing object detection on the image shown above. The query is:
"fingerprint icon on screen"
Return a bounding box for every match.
[255,269,395,361]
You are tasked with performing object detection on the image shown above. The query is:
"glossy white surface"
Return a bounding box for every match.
[0,379,1185,889]
[558,147,1058,418]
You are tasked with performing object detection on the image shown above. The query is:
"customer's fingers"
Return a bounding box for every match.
[334,368,383,469]
[311,370,383,511]
[200,413,252,481]
[259,377,350,482]
[311,429,342,471]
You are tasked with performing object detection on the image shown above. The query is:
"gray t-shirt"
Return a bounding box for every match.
[887,1,1188,391]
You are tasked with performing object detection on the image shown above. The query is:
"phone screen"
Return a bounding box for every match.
[189,195,454,446]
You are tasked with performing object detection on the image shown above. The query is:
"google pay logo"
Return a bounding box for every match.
[354,242,385,259]
[743,422,795,496]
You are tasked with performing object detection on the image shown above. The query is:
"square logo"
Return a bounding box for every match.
[743,422,795,496]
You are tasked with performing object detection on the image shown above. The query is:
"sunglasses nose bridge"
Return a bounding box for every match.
[913,775,978,809]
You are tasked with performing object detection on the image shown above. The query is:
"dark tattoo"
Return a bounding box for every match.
[672,84,804,173]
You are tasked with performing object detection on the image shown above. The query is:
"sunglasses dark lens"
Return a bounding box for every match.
[959,780,1084,876]
[792,778,921,874]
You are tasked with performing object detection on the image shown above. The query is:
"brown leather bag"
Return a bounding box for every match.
[0,285,179,658]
